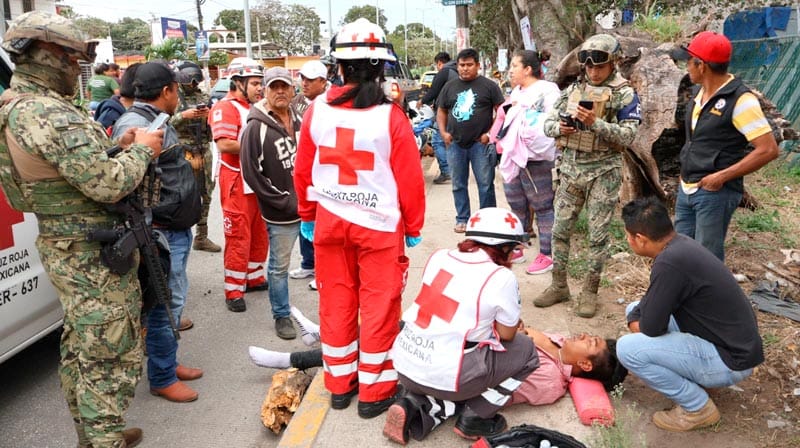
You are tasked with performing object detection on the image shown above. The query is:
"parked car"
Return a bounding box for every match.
[210,78,231,104]
[419,70,437,98]
[0,47,63,365]
[384,58,420,103]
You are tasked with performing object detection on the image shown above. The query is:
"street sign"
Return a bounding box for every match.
[442,0,476,5]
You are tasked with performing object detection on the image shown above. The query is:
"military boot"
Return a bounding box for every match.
[533,266,570,307]
[193,224,221,252]
[575,273,601,318]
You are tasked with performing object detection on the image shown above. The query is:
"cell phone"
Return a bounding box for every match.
[195,103,208,110]
[559,112,576,128]
[147,113,170,132]
[578,100,594,110]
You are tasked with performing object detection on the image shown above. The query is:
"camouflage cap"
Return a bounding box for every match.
[581,34,621,56]
[1,10,96,61]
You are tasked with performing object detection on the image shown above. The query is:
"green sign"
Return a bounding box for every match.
[442,0,476,5]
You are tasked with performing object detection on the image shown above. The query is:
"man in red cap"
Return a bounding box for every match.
[674,31,778,262]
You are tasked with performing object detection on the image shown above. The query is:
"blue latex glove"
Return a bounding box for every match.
[300,221,315,242]
[405,235,422,248]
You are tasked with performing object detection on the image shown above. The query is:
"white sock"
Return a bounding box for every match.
[248,346,291,368]
[291,306,320,346]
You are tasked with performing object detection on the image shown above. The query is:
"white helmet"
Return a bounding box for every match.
[226,57,264,79]
[418,104,434,120]
[331,18,396,62]
[465,207,529,246]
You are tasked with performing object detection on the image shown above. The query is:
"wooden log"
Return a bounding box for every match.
[260,368,313,434]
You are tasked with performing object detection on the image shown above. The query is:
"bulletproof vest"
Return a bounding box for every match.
[173,88,211,149]
[559,73,629,153]
[0,93,120,237]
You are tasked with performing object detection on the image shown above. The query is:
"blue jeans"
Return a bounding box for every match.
[674,186,741,261]
[447,140,497,223]
[266,222,300,319]
[617,301,753,412]
[431,124,449,176]
[299,233,314,270]
[146,228,191,389]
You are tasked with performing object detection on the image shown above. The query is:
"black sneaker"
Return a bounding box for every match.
[330,388,358,410]
[453,413,507,440]
[226,298,246,312]
[433,173,451,184]
[382,397,414,445]
[275,317,297,340]
[246,282,269,292]
[358,391,401,419]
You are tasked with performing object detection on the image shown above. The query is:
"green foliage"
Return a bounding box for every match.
[341,5,387,33]
[632,2,683,43]
[110,18,151,53]
[762,332,779,347]
[735,209,782,233]
[145,38,186,61]
[589,384,647,448]
[214,2,321,56]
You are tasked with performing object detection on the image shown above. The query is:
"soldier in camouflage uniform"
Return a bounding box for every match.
[171,61,221,253]
[0,11,163,448]
[535,34,641,318]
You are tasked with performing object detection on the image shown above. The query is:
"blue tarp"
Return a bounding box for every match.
[724,7,793,41]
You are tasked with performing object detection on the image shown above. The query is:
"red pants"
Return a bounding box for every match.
[315,206,409,402]
[219,167,268,300]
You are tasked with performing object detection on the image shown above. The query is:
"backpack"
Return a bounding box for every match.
[93,96,126,135]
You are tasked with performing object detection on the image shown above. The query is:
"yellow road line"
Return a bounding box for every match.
[277,370,329,448]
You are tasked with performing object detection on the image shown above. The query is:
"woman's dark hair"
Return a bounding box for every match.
[514,49,542,79]
[621,196,674,241]
[578,339,629,391]
[537,49,551,63]
[119,63,140,99]
[456,239,515,268]
[329,58,391,108]
[94,63,109,75]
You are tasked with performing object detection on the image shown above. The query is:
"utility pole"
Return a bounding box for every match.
[195,0,204,31]
[196,0,209,91]
[244,0,253,58]
[455,5,469,52]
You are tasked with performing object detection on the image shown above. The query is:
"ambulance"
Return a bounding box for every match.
[0,47,63,364]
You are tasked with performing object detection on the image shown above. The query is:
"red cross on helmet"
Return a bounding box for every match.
[465,207,530,246]
[331,18,396,62]
[226,57,264,80]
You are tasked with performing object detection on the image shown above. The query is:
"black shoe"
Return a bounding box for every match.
[275,316,297,340]
[433,173,451,184]
[226,297,246,312]
[358,394,399,419]
[331,388,358,410]
[246,282,269,292]
[383,397,415,445]
[453,413,507,440]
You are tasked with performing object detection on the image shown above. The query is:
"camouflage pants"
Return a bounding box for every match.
[551,165,621,277]
[37,237,142,448]
[194,147,216,228]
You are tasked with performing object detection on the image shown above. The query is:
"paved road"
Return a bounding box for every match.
[1,158,598,447]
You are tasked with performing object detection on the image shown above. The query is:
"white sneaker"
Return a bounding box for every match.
[290,306,320,346]
[289,267,315,279]
[308,279,317,291]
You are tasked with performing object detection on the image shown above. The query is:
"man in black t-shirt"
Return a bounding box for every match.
[616,197,763,433]
[436,48,505,233]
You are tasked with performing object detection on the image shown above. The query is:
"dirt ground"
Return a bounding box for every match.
[559,164,800,447]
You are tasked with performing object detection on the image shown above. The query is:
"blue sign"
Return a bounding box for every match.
[196,31,209,60]
[442,0,476,5]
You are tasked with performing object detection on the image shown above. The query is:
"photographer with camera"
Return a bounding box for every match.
[537,34,641,318]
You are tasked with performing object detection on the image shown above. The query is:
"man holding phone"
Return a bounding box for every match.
[537,34,641,318]
[172,61,221,256]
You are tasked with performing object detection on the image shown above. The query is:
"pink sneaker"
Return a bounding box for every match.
[526,254,553,274]
[510,248,526,264]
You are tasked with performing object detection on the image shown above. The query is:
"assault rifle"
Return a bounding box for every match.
[87,157,179,340]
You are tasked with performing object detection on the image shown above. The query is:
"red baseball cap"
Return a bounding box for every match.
[681,31,732,64]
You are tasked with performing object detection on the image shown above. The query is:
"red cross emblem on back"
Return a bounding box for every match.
[413,269,459,329]
[0,189,24,251]
[319,127,375,185]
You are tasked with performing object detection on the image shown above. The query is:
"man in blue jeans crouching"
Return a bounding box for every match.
[616,197,763,432]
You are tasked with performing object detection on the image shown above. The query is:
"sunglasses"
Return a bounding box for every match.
[577,49,611,66]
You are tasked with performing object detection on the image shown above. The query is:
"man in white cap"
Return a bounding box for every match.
[289,59,329,290]
[291,59,329,116]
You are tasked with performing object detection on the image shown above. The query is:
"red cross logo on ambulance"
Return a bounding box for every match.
[0,188,25,251]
